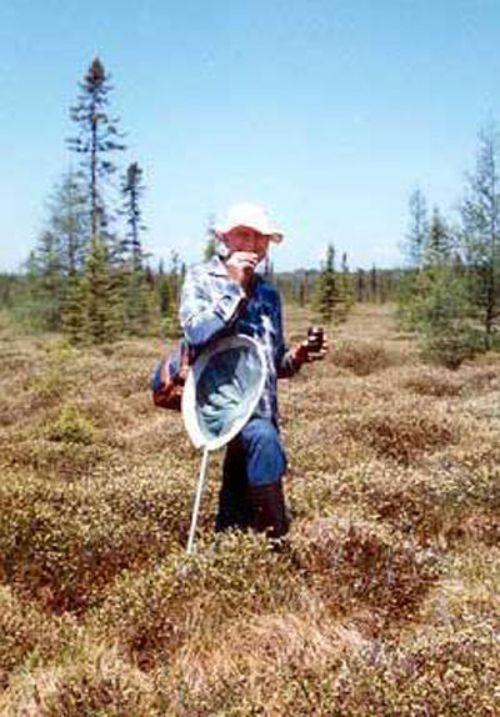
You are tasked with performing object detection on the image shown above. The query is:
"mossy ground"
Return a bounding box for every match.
[0,304,498,715]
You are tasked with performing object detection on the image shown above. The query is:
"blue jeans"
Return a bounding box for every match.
[215,417,287,532]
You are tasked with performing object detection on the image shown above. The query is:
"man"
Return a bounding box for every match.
[179,203,326,541]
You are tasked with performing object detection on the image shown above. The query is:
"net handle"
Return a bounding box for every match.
[186,446,210,555]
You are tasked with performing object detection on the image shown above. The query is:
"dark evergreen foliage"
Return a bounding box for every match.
[67,57,126,246]
[405,188,429,269]
[47,171,89,276]
[84,236,122,344]
[314,244,343,323]
[461,125,500,348]
[120,162,147,270]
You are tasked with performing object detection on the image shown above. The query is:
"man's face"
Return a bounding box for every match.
[223,226,271,262]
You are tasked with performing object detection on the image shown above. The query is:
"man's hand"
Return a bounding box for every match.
[292,331,329,367]
[225,251,259,287]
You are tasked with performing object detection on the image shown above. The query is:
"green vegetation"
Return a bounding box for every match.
[314,243,352,324]
[398,125,500,368]
[0,54,499,713]
[0,304,498,714]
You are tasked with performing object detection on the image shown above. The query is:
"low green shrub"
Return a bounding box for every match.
[0,468,196,612]
[333,623,498,716]
[46,403,96,445]
[94,532,302,669]
[420,328,485,370]
[32,338,76,401]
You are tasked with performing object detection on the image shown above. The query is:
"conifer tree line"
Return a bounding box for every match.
[399,123,500,366]
[14,57,184,343]
[1,61,498,353]
[0,56,402,343]
[274,245,395,323]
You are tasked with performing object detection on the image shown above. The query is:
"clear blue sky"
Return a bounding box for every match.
[1,0,500,272]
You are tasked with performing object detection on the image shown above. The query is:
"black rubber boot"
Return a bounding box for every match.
[246,481,290,540]
[215,449,250,533]
[215,478,251,532]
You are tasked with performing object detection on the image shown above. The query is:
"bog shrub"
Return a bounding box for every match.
[403,369,464,397]
[46,403,96,445]
[95,533,301,669]
[332,624,498,716]
[0,469,195,612]
[344,404,456,464]
[0,586,74,690]
[329,340,391,376]
[2,644,158,717]
[32,338,76,400]
[420,328,484,370]
[293,514,437,619]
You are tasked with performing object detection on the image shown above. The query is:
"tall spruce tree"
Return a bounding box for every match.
[157,254,182,338]
[340,251,354,314]
[67,57,126,249]
[62,274,88,344]
[298,273,307,306]
[401,205,479,368]
[405,188,429,269]
[84,236,122,343]
[399,188,430,327]
[315,243,341,323]
[121,162,147,269]
[157,259,171,318]
[461,124,500,348]
[26,172,89,332]
[370,265,379,302]
[169,250,181,307]
[119,161,152,335]
[27,231,65,331]
[355,268,366,302]
[48,170,89,276]
[425,206,453,267]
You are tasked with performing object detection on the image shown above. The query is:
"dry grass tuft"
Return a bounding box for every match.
[1,643,157,717]
[158,605,358,715]
[169,607,340,696]
[329,340,393,376]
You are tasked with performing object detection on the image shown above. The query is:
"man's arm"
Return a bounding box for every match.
[271,289,303,378]
[273,289,327,377]
[179,265,246,349]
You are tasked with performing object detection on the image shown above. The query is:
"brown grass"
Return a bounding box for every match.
[342,401,457,465]
[329,339,393,375]
[0,303,498,715]
[292,512,437,626]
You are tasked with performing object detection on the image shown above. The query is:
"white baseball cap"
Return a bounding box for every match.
[215,202,283,243]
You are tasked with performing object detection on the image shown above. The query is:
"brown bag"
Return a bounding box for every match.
[152,341,191,412]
